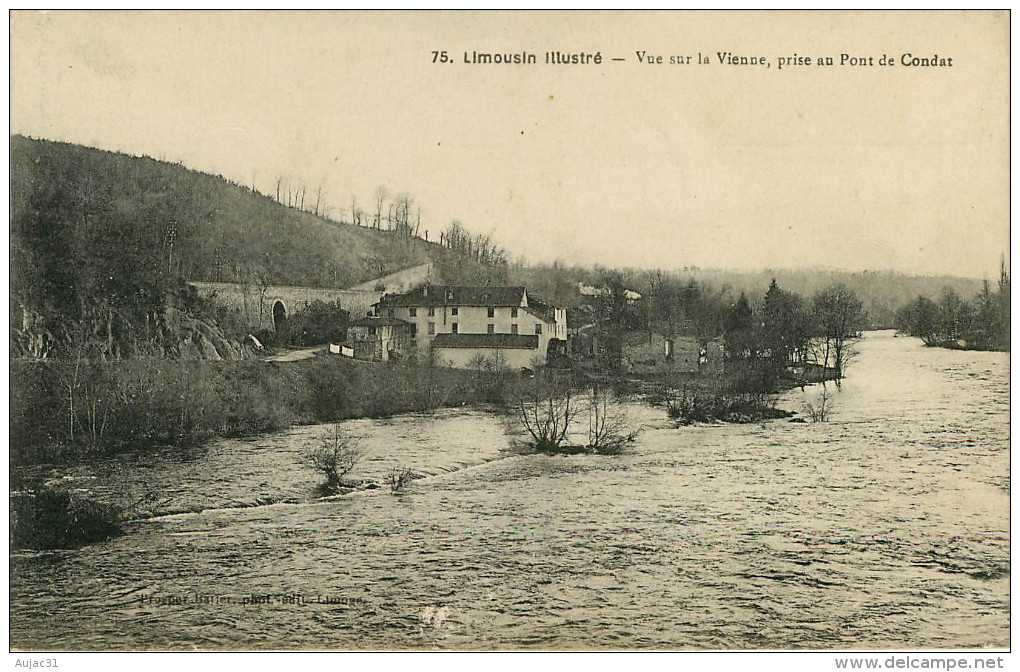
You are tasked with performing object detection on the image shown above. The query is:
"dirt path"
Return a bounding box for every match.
[262,346,324,362]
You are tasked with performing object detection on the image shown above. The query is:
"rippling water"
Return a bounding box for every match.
[10,331,1009,650]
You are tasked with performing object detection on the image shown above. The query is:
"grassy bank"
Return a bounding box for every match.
[11,355,478,468]
[9,353,491,549]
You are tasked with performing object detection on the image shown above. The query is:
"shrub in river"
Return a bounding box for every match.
[386,467,419,493]
[506,371,577,452]
[804,386,836,422]
[10,486,122,550]
[663,383,718,424]
[586,382,636,455]
[724,391,790,422]
[307,424,363,491]
[662,380,788,425]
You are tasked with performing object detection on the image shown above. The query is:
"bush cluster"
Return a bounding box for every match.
[662,381,789,425]
[11,487,122,550]
[11,355,478,467]
[308,424,363,492]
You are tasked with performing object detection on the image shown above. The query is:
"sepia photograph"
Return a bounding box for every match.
[7,9,1010,663]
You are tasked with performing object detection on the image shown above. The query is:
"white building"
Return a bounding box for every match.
[377,285,567,368]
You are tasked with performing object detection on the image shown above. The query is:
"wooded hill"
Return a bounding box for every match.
[10,135,506,291]
[9,135,505,358]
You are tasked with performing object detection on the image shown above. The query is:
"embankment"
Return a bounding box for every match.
[11,355,478,469]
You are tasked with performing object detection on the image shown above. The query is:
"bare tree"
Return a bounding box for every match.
[367,250,386,279]
[62,322,108,451]
[804,386,837,422]
[307,424,363,491]
[393,193,415,236]
[813,283,867,382]
[350,195,360,226]
[374,186,388,229]
[419,344,448,411]
[586,381,634,454]
[239,267,254,324]
[508,372,576,451]
[211,244,225,283]
[256,273,270,329]
[445,220,467,251]
[238,262,269,327]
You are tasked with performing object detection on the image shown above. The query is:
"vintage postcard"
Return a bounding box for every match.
[8,9,1010,666]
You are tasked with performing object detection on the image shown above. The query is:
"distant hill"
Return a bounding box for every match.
[9,135,504,291]
[678,267,985,328]
[514,264,986,329]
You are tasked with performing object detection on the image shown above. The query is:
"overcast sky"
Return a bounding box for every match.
[10,10,1010,279]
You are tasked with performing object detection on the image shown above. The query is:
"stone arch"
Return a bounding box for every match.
[272,300,288,333]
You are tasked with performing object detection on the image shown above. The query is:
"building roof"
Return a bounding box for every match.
[578,283,641,301]
[523,294,556,323]
[380,285,527,308]
[379,284,561,324]
[432,333,540,350]
[349,315,411,328]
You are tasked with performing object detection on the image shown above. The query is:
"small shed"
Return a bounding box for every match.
[347,316,412,362]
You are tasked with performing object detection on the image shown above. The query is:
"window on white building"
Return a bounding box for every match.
[428,322,435,335]
[487,324,494,335]
[452,323,458,333]
[534,323,542,335]
[409,307,417,317]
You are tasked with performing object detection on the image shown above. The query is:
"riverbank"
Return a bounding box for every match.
[924,338,1010,353]
[14,347,821,471]
[11,352,801,548]
[11,353,485,470]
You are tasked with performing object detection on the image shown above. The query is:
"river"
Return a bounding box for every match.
[9,330,1009,650]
